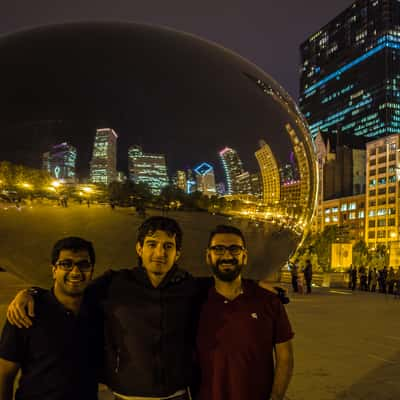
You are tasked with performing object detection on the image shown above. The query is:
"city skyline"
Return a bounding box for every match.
[0,2,353,174]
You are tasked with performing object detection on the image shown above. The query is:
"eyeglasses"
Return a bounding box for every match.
[55,259,93,272]
[209,245,245,256]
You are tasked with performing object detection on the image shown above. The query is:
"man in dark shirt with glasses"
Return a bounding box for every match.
[0,237,103,400]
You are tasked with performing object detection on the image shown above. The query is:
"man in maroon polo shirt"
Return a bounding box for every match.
[196,225,294,400]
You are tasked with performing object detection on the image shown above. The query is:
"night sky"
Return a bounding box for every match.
[0,0,353,179]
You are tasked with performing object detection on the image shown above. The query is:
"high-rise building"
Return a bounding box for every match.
[255,140,280,206]
[235,171,252,195]
[42,142,77,182]
[90,128,118,184]
[218,147,245,194]
[173,170,187,192]
[194,162,216,197]
[300,0,400,141]
[186,168,197,194]
[128,145,169,195]
[365,134,400,248]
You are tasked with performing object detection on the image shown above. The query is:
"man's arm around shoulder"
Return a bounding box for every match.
[271,340,293,400]
[0,358,19,400]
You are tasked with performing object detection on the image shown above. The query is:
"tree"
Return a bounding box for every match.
[352,240,370,268]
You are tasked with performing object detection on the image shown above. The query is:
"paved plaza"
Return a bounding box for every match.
[0,204,399,399]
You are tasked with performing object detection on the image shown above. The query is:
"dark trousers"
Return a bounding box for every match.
[291,276,298,292]
[305,279,312,293]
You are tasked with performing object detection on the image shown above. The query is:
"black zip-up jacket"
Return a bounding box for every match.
[86,266,204,397]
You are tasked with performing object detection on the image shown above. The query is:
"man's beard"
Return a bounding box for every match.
[211,259,243,282]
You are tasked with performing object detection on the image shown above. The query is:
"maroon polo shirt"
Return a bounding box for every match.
[196,280,294,400]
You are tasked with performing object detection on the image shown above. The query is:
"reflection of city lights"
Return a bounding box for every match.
[20,182,32,189]
[47,187,56,192]
[51,181,61,188]
[82,187,92,193]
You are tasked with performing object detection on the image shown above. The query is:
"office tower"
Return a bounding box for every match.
[216,182,226,196]
[255,140,280,206]
[235,171,252,194]
[173,170,187,192]
[194,162,216,197]
[285,123,311,214]
[250,173,262,198]
[300,0,400,140]
[42,142,77,182]
[218,147,245,194]
[186,168,197,194]
[365,134,400,248]
[314,131,366,200]
[90,128,118,184]
[128,145,169,195]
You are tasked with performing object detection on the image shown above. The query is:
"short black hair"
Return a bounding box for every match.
[137,216,183,251]
[208,225,246,248]
[51,237,95,266]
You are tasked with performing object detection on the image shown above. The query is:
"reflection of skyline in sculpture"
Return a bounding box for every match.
[128,145,169,195]
[285,122,311,216]
[219,147,247,195]
[194,162,216,197]
[255,140,280,206]
[42,142,76,183]
[89,128,118,185]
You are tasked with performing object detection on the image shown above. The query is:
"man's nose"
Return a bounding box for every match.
[70,265,83,274]
[155,244,166,256]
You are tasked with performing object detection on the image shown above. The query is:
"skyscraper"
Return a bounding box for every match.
[255,140,280,206]
[218,147,245,194]
[89,128,118,184]
[194,162,216,197]
[42,142,77,182]
[300,0,400,140]
[128,145,169,195]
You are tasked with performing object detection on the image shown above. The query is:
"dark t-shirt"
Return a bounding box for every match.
[196,280,294,400]
[0,290,103,400]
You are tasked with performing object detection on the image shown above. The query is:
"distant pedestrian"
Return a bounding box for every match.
[370,268,378,292]
[86,199,90,208]
[290,261,299,293]
[367,267,372,291]
[303,260,313,294]
[351,267,357,291]
[358,266,368,291]
[348,265,353,289]
[387,267,395,294]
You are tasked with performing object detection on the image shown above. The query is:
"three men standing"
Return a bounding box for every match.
[4,217,294,400]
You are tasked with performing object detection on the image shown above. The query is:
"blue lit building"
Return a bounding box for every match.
[218,147,246,194]
[300,0,400,140]
[128,145,169,195]
[42,142,77,182]
[194,162,216,197]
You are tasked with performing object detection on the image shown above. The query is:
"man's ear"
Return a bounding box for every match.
[175,250,181,262]
[242,250,248,266]
[52,266,57,279]
[206,249,212,265]
[136,242,143,257]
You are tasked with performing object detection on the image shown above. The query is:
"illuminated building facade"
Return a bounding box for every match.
[194,162,216,197]
[128,145,169,195]
[285,123,311,214]
[219,147,245,194]
[90,128,118,184]
[320,194,365,240]
[42,142,77,182]
[365,134,400,247]
[300,0,400,140]
[173,170,187,192]
[255,140,280,206]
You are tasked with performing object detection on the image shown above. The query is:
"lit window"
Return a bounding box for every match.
[349,202,357,210]
[341,204,347,211]
[325,217,331,223]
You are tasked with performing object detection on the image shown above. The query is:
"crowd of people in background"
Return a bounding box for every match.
[348,264,400,295]
[289,259,313,294]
